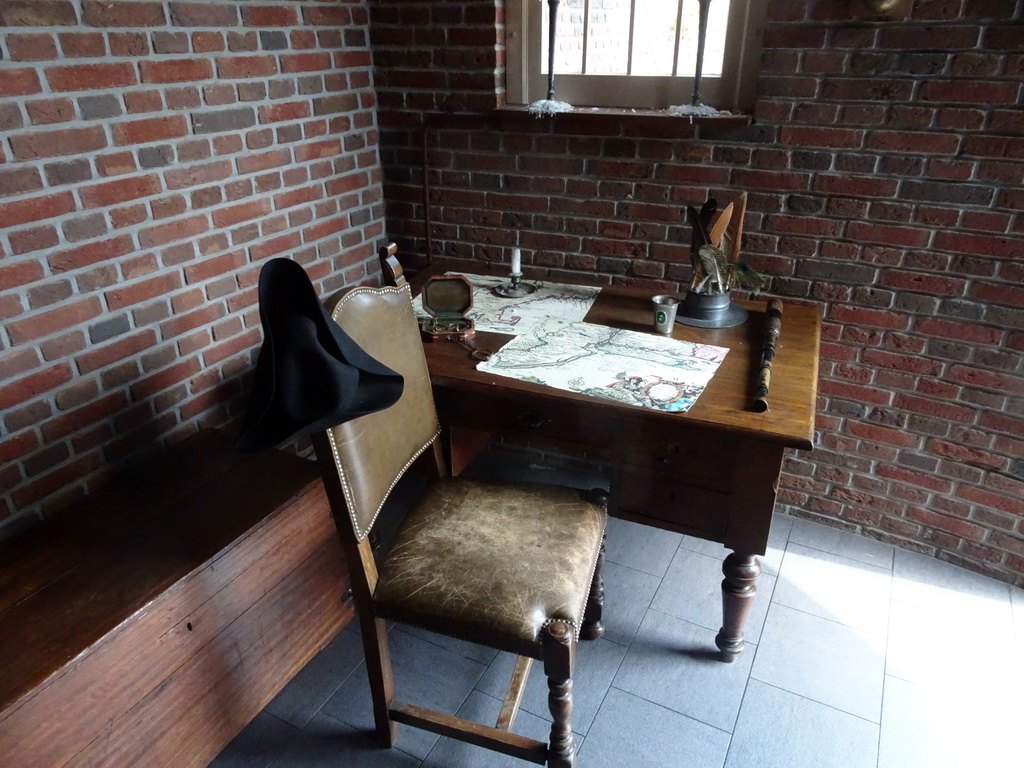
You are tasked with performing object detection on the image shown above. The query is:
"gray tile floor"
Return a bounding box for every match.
[212,461,1024,768]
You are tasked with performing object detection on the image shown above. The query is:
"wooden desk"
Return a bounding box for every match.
[419,278,820,661]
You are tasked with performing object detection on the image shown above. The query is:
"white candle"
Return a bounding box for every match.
[511,248,522,275]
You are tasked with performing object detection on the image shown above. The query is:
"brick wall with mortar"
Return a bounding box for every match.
[371,0,1024,585]
[0,0,385,538]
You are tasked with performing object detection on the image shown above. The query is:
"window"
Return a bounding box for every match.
[506,0,768,112]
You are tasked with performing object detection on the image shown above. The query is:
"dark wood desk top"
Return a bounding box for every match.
[416,271,820,451]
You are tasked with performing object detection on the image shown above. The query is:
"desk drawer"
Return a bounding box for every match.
[611,465,730,537]
[616,422,736,492]
[435,389,614,453]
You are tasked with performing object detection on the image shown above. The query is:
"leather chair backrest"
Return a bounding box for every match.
[320,284,440,541]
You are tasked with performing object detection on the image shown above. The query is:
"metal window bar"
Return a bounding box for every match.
[627,0,638,75]
[692,0,712,104]
[547,0,560,99]
[581,0,590,75]
[671,0,685,77]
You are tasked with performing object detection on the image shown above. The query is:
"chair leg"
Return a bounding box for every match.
[542,620,576,768]
[359,615,399,747]
[581,536,606,640]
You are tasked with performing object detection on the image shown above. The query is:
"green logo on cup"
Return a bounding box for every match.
[656,311,667,324]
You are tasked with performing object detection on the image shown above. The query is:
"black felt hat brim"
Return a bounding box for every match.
[234,258,403,453]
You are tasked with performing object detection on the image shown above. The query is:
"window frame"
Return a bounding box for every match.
[505,0,769,113]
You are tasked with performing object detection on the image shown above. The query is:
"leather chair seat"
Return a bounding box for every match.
[374,478,607,658]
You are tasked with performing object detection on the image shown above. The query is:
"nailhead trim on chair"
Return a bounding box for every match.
[325,426,440,543]
[540,617,580,645]
[325,284,443,543]
[553,516,608,644]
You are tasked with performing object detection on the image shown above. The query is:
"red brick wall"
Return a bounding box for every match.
[371,0,1024,584]
[0,1,385,536]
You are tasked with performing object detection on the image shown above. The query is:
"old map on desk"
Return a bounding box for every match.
[478,318,729,413]
[416,273,601,335]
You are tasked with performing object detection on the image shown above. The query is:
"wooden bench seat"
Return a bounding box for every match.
[0,429,351,768]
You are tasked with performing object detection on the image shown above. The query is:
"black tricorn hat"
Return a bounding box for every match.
[234,258,404,453]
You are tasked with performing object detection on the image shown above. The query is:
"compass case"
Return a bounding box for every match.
[419,275,475,342]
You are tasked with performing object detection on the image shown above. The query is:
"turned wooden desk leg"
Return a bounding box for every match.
[714,553,761,663]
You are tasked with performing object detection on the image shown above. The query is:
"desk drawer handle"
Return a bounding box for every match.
[520,413,552,429]
[655,443,679,465]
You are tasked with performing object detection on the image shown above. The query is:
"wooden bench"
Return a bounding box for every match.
[0,429,352,768]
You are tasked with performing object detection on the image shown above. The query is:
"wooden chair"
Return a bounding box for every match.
[311,284,608,767]
[378,242,407,287]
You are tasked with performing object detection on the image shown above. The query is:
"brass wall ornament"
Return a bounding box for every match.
[851,0,912,20]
